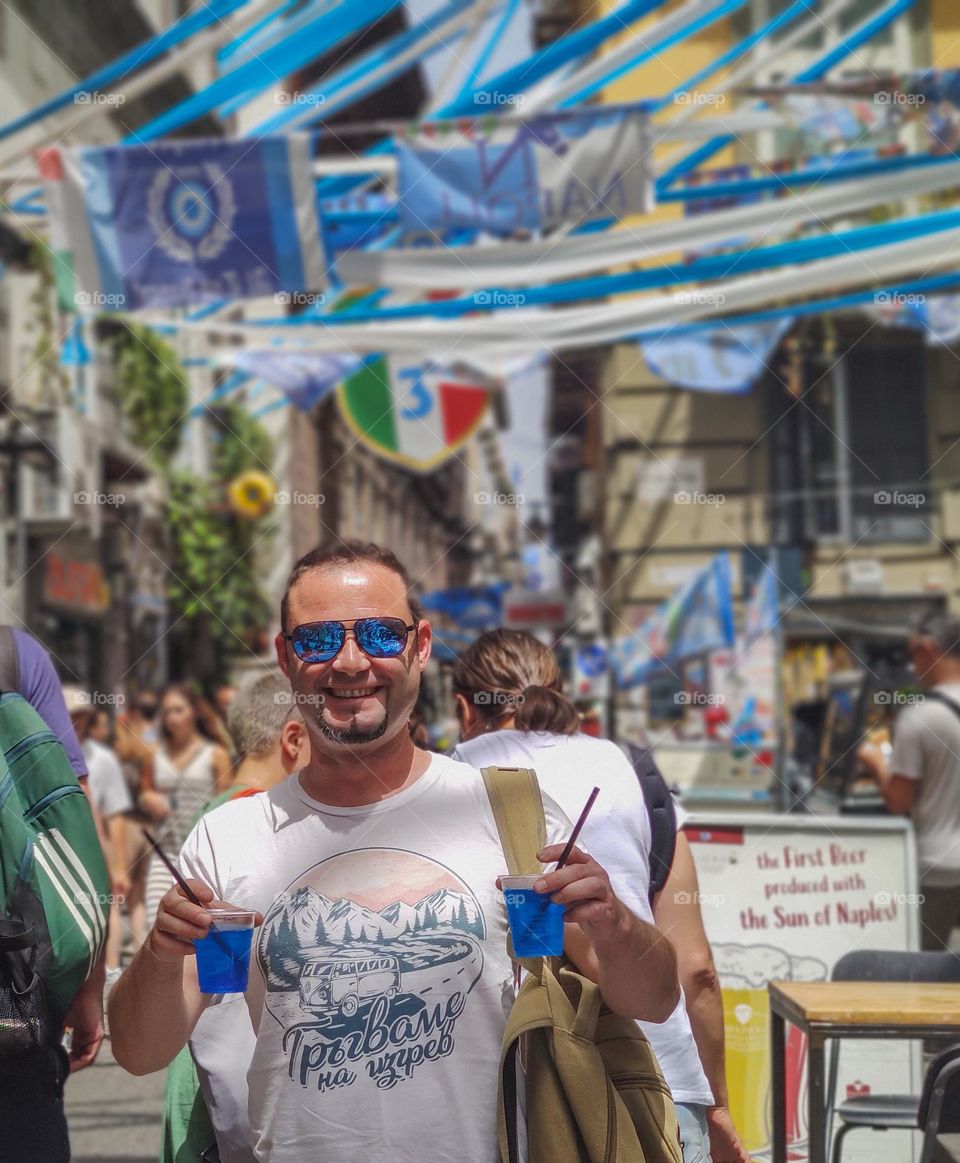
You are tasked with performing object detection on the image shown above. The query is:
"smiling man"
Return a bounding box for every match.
[108,542,678,1162]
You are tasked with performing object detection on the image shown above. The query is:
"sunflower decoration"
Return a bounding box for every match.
[228,470,276,519]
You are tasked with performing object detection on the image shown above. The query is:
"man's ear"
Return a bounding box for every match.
[455,692,479,739]
[416,619,432,669]
[275,632,290,676]
[281,720,309,770]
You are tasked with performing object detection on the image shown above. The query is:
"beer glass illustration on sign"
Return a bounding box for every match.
[714,943,827,1153]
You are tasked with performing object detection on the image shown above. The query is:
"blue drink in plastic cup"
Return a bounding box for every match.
[501,875,565,958]
[194,909,256,993]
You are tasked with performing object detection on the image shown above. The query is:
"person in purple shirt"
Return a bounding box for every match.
[8,628,89,778]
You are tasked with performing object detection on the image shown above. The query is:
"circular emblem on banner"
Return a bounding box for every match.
[148,163,235,264]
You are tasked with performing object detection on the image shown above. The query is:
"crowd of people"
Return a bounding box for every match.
[2,540,759,1163]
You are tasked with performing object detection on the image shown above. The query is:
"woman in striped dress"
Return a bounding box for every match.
[140,684,232,927]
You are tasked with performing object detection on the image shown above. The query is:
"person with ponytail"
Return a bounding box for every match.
[453,630,749,1163]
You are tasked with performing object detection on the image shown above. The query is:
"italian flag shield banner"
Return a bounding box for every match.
[337,355,494,472]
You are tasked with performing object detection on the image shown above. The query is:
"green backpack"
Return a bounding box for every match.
[0,646,109,1056]
[482,766,684,1163]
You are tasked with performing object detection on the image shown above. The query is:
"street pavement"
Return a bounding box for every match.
[65,1039,165,1163]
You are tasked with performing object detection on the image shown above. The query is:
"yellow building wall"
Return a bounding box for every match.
[595,0,739,240]
[931,0,960,68]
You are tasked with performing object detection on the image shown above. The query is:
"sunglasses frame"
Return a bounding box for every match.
[282,617,418,664]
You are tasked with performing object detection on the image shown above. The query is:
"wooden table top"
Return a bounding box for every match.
[769,980,960,1028]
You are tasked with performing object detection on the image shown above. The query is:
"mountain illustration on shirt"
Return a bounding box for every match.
[257,847,486,1095]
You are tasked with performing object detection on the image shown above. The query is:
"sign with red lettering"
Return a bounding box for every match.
[685,816,919,1163]
[503,588,568,629]
[43,552,110,614]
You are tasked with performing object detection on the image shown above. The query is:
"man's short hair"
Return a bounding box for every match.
[226,671,303,758]
[280,541,422,632]
[912,609,960,659]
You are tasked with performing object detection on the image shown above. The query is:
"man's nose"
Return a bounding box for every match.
[331,633,370,672]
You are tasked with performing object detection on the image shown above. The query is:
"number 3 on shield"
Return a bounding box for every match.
[399,367,433,420]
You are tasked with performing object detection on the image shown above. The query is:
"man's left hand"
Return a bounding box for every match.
[534,844,630,940]
[705,1105,751,1163]
[63,970,105,1072]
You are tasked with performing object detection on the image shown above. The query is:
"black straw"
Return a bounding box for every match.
[141,828,233,956]
[142,828,205,906]
[555,787,600,870]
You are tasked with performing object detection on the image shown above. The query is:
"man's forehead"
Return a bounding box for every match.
[288,562,411,621]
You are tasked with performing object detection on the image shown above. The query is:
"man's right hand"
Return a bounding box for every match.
[147,879,216,962]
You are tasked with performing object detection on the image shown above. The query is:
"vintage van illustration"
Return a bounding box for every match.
[299,955,401,1017]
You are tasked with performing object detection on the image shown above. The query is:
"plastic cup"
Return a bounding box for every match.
[501,875,565,958]
[194,909,256,993]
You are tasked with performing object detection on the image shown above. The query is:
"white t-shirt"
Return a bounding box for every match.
[454,730,714,1106]
[82,738,132,819]
[891,683,960,886]
[179,755,568,1163]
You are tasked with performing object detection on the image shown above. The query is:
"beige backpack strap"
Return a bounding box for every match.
[483,765,549,1163]
[481,766,547,877]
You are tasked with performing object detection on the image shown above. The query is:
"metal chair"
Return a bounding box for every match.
[831,1042,960,1163]
[827,950,960,1163]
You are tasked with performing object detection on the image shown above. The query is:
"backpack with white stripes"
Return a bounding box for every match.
[0,629,109,1056]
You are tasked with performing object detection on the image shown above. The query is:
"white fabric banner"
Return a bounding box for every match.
[336,160,960,289]
[165,223,960,358]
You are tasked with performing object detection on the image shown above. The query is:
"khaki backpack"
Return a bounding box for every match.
[482,766,683,1163]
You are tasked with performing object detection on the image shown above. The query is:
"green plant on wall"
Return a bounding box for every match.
[27,243,69,404]
[112,323,188,466]
[165,393,275,654]
[208,399,274,481]
[166,471,272,651]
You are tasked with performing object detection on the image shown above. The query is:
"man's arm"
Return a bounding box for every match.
[535,844,680,1022]
[64,954,106,1072]
[654,834,750,1163]
[108,878,214,1075]
[855,743,919,815]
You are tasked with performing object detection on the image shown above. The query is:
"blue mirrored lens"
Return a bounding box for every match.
[356,618,407,657]
[294,622,344,661]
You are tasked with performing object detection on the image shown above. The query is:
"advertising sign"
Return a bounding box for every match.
[685,815,920,1162]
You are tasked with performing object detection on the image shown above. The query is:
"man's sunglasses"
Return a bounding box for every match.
[282,617,417,664]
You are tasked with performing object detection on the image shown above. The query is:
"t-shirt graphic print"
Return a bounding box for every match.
[259,847,486,1096]
[178,755,569,1163]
